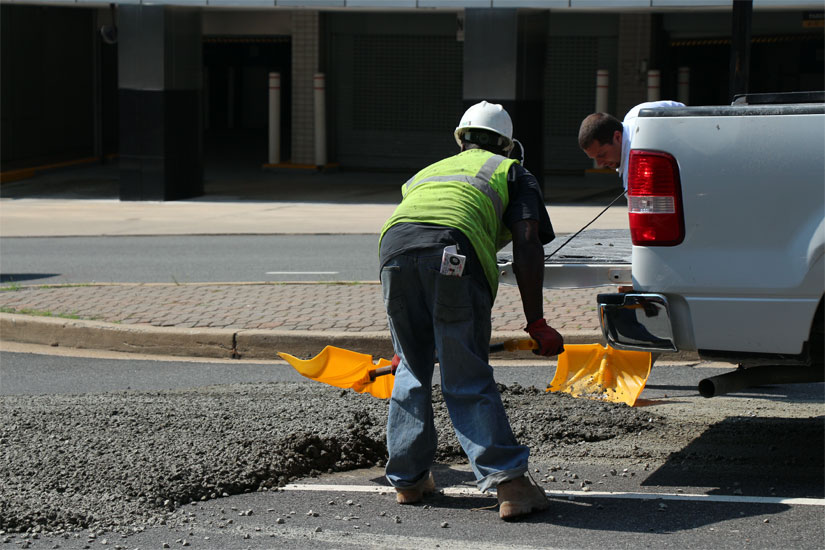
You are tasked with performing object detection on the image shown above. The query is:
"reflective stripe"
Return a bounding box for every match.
[404,155,507,219]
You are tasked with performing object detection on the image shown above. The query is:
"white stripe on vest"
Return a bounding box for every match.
[403,154,507,220]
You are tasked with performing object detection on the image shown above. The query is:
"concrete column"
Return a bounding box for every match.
[462,9,547,185]
[118,6,203,201]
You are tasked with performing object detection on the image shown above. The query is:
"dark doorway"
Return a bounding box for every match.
[668,33,824,107]
[750,34,825,94]
[203,37,291,166]
[668,39,731,106]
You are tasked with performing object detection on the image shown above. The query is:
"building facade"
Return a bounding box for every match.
[1,1,823,199]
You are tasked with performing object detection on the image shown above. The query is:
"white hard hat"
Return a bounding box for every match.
[454,101,514,152]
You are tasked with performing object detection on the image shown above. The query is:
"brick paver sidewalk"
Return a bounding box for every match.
[0,282,603,334]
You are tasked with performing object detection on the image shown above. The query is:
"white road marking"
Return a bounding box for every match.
[190,523,557,550]
[282,483,824,507]
[266,271,339,275]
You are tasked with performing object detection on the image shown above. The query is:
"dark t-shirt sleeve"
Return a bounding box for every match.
[503,163,555,245]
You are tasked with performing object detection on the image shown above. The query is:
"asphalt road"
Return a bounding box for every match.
[0,235,383,284]
[0,230,631,286]
[1,344,823,550]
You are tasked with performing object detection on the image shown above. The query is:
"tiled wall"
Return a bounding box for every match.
[291,10,319,165]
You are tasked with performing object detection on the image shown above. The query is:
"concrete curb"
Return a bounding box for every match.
[236,329,397,360]
[1,313,700,361]
[1,314,236,359]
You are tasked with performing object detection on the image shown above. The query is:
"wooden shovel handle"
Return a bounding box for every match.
[490,338,539,353]
[369,365,395,381]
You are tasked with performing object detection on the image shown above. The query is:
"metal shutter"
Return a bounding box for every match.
[332,33,463,171]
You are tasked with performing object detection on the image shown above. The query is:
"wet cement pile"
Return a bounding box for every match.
[0,382,659,535]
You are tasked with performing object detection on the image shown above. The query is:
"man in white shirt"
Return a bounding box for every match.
[578,100,684,189]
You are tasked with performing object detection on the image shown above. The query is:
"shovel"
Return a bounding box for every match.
[277,338,538,399]
[547,344,652,407]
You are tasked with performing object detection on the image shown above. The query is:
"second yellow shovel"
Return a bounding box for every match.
[548,344,652,407]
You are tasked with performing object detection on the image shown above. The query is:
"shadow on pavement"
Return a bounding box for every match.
[1,156,624,206]
[0,273,62,283]
[642,415,824,499]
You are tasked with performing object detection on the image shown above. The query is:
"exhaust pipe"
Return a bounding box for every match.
[698,365,824,398]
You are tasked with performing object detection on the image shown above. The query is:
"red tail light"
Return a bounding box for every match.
[627,150,685,246]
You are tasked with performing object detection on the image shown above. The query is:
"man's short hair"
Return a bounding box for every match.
[578,112,622,149]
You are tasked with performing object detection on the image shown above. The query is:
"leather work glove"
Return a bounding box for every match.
[524,318,565,357]
[390,353,401,375]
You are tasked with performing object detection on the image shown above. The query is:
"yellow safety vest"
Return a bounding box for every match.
[380,148,517,297]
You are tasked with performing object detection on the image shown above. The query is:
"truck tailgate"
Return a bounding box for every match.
[498,229,631,289]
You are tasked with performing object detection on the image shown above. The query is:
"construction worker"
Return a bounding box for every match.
[578,100,685,189]
[379,101,564,520]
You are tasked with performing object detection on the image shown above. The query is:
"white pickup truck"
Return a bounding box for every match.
[503,91,825,397]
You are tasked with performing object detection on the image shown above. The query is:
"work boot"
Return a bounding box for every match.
[496,475,549,520]
[395,472,436,504]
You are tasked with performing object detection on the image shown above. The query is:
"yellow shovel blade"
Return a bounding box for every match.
[277,346,395,399]
[547,344,652,407]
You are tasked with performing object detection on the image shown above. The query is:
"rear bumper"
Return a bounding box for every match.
[597,293,677,352]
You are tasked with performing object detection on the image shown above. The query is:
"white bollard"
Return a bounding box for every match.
[595,69,609,114]
[314,73,327,168]
[203,67,210,131]
[677,66,690,105]
[268,72,281,165]
[647,69,661,102]
[595,69,610,169]
[228,67,235,129]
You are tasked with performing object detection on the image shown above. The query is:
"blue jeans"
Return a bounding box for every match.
[380,249,529,493]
